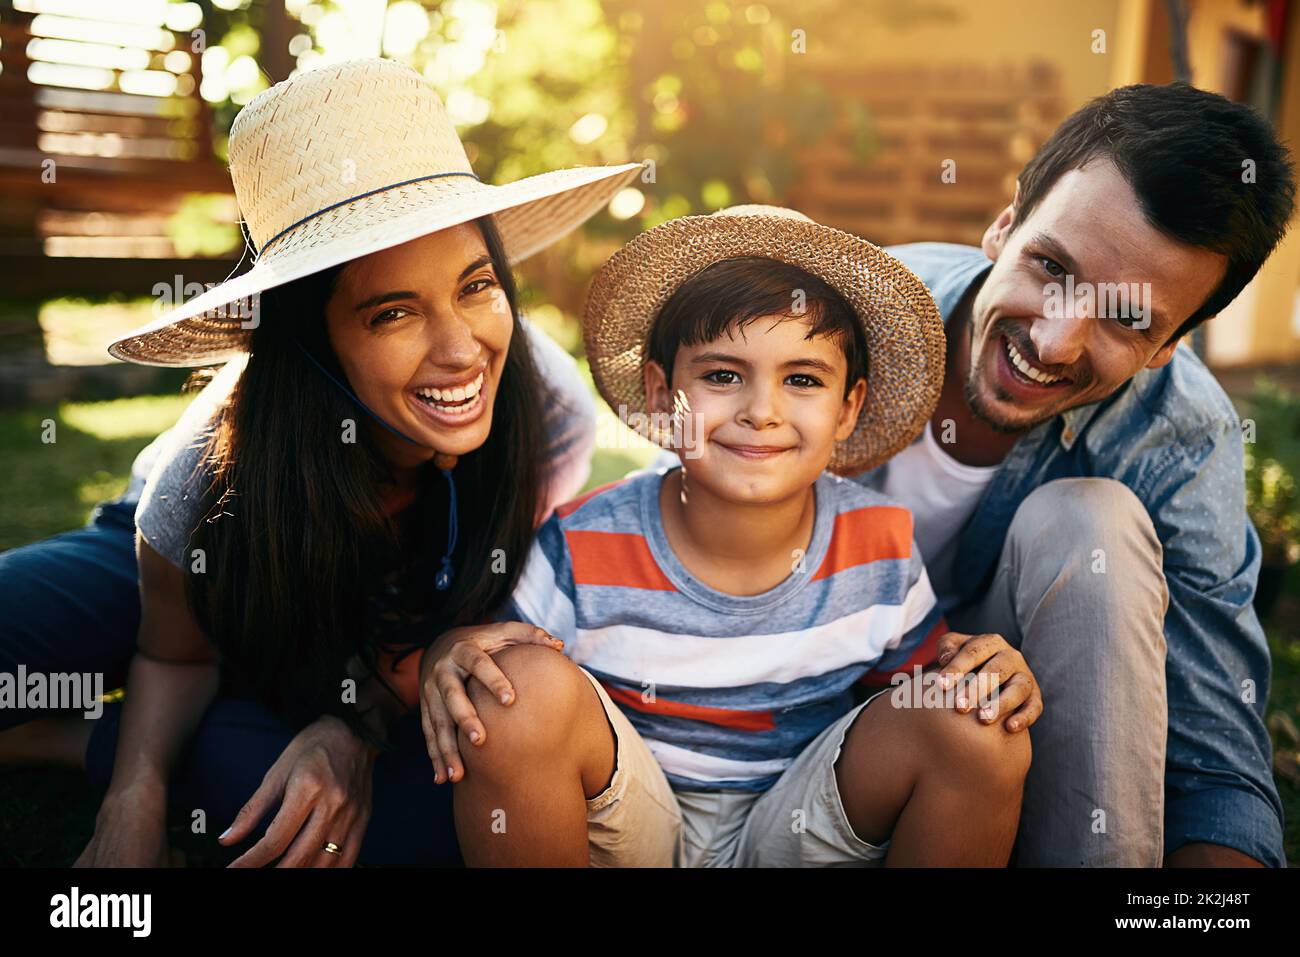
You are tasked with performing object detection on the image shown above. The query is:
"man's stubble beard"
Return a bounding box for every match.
[962,371,1041,435]
[961,305,1092,435]
[959,306,1036,435]
[961,335,1076,436]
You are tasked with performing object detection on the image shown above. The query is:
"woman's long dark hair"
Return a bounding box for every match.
[185,216,545,736]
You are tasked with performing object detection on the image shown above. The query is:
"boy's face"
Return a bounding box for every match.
[644,314,867,504]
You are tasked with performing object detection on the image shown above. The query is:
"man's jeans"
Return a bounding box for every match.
[947,477,1170,867]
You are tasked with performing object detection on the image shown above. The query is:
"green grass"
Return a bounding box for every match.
[0,393,1297,866]
[0,394,195,550]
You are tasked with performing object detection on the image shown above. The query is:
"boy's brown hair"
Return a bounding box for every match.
[645,257,868,397]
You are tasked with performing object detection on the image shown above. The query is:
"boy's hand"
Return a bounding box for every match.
[934,632,1043,733]
[418,622,564,784]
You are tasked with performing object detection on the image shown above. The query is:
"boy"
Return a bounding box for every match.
[426,206,1043,866]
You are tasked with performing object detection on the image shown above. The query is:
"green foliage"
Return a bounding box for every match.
[174,1,961,340]
[1267,627,1300,865]
[218,0,961,242]
[467,0,855,237]
[1241,377,1300,565]
[167,194,243,257]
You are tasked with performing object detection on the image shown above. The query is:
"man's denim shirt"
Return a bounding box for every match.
[855,242,1284,866]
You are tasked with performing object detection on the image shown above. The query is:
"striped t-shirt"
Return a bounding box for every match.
[506,467,946,794]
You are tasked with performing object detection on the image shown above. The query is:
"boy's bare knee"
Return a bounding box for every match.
[462,644,591,757]
[491,644,589,704]
[918,704,1031,790]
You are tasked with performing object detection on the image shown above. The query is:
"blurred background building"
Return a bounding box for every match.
[1,0,1299,398]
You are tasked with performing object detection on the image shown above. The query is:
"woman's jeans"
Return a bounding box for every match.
[0,497,461,866]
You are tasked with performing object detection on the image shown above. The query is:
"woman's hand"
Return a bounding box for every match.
[220,715,375,868]
[75,782,172,868]
[934,632,1044,733]
[419,621,564,784]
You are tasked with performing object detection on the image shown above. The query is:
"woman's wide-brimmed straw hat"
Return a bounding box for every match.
[109,57,643,367]
[583,205,946,475]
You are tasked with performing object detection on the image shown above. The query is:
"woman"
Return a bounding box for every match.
[0,57,639,867]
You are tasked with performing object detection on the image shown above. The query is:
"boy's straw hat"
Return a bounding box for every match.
[109,57,643,367]
[583,205,946,474]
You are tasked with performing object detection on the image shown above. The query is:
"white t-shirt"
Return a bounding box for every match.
[876,421,999,609]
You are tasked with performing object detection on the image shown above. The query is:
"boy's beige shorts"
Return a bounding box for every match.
[578,667,891,868]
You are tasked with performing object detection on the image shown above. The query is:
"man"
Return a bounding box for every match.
[853,82,1294,866]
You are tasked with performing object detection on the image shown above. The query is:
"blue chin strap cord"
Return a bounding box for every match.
[297,341,458,591]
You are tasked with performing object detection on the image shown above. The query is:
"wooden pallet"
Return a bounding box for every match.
[0,6,237,299]
[786,60,1065,247]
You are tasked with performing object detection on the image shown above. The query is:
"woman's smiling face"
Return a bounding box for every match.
[324,223,513,469]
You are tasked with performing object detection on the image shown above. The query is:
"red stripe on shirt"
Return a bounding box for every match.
[566,530,676,591]
[603,683,776,731]
[810,505,914,581]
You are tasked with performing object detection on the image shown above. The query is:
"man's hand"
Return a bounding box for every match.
[220,715,375,868]
[935,631,1044,733]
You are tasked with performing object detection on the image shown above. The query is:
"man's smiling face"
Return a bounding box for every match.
[966,158,1228,433]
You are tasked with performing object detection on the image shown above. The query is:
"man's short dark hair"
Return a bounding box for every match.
[645,257,867,397]
[1012,82,1296,340]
